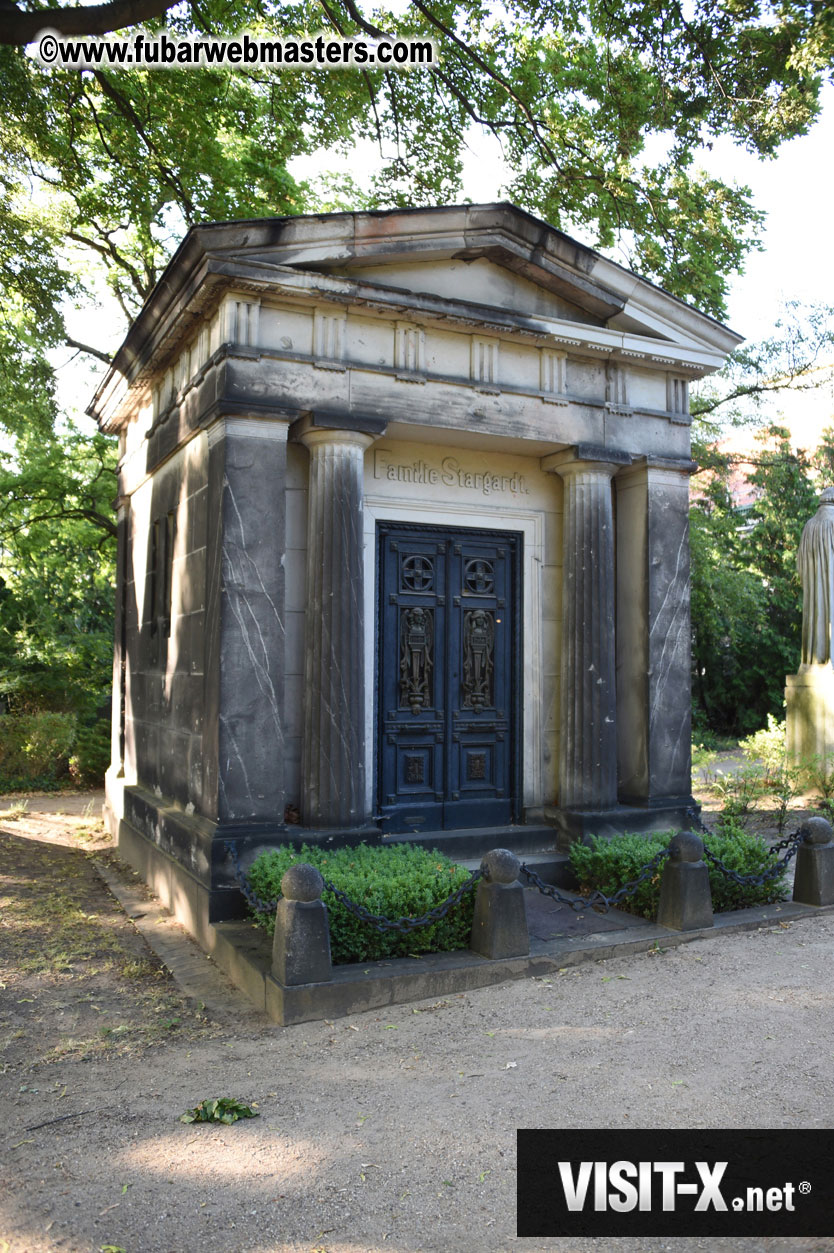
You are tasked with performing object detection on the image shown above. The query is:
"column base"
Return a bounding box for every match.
[547,800,698,851]
[786,667,834,767]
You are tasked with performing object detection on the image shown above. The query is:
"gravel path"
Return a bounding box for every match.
[2,795,834,1252]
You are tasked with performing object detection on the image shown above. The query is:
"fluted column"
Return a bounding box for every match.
[298,426,376,827]
[543,446,628,809]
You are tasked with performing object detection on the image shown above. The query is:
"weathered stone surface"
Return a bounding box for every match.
[202,416,289,824]
[793,819,834,907]
[657,833,713,931]
[786,666,834,768]
[616,460,696,807]
[543,447,625,810]
[797,487,834,665]
[480,848,521,885]
[89,204,742,949]
[296,422,377,828]
[272,899,332,986]
[471,880,529,959]
[787,490,834,773]
[281,863,324,903]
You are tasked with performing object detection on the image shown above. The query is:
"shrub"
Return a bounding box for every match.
[69,719,111,787]
[0,711,77,786]
[246,842,476,964]
[739,714,786,778]
[710,763,766,828]
[569,825,788,920]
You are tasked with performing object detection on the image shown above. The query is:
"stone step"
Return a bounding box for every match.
[382,823,559,859]
[454,851,578,890]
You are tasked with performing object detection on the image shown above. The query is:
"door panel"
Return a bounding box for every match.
[378,523,520,833]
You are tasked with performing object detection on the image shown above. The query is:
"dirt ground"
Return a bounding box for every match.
[2,777,834,1253]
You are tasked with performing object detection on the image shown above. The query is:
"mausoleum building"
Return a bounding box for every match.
[90,203,741,935]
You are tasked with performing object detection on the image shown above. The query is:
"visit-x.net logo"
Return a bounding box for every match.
[517,1130,834,1237]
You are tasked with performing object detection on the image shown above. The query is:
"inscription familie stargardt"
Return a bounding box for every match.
[374,450,530,496]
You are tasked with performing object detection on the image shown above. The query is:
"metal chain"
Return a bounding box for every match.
[686,807,805,865]
[768,828,805,855]
[320,870,482,934]
[701,828,805,886]
[521,846,671,914]
[685,806,712,836]
[224,841,481,933]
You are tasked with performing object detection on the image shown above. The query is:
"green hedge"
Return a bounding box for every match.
[0,712,77,786]
[569,826,788,919]
[247,842,476,964]
[69,719,111,787]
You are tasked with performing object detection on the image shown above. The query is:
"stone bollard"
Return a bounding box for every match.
[271,864,332,986]
[656,832,713,931]
[793,817,834,907]
[470,848,529,959]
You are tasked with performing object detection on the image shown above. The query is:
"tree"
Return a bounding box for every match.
[690,420,834,737]
[1,0,833,756]
[688,305,834,735]
[0,424,117,717]
[2,0,834,337]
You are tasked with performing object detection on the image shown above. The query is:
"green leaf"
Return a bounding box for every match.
[179,1097,259,1125]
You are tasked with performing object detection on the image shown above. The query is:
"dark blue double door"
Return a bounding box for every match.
[378,523,520,833]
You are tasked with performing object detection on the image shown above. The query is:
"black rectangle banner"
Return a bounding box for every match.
[517,1129,834,1237]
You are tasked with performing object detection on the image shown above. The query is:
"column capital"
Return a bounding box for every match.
[540,442,632,477]
[204,413,292,449]
[296,425,378,455]
[291,411,387,450]
[615,454,698,483]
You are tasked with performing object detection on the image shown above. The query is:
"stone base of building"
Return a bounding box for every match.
[786,667,834,768]
[104,771,698,945]
[546,800,699,852]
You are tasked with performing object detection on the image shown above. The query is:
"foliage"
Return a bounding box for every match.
[804,755,834,804]
[69,720,112,788]
[0,2,831,739]
[691,302,834,434]
[180,1098,259,1125]
[739,714,787,777]
[0,425,117,720]
[0,711,76,783]
[711,765,767,830]
[247,842,475,963]
[0,4,831,750]
[690,423,824,736]
[569,827,788,919]
[691,740,719,778]
[4,0,831,328]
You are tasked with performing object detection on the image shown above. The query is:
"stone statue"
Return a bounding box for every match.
[798,487,834,666]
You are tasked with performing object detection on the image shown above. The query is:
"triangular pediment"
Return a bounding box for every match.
[93,203,743,425]
[330,256,604,328]
[200,203,741,357]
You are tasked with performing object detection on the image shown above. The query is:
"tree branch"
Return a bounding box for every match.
[66,337,112,365]
[0,503,117,539]
[0,0,176,45]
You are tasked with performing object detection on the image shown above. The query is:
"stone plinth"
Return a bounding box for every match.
[786,666,834,768]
